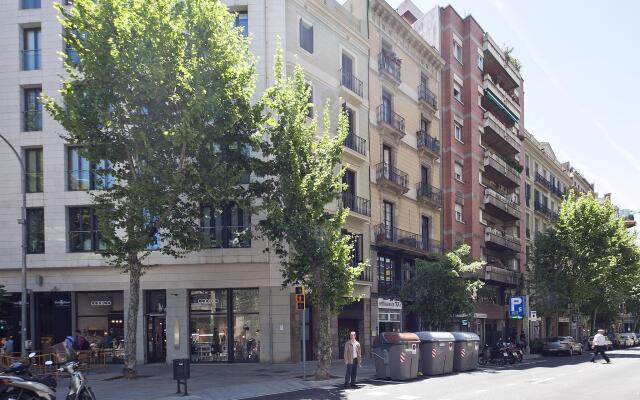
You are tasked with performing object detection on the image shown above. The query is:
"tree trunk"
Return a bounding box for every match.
[314,302,332,380]
[123,253,141,378]
[591,304,600,333]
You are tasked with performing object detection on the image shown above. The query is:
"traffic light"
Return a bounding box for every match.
[295,286,305,310]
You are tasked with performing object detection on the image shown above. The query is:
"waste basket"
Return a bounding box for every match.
[415,331,455,376]
[451,332,480,372]
[372,332,420,381]
[173,359,190,380]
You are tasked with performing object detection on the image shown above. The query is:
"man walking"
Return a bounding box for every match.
[591,329,611,363]
[343,331,362,389]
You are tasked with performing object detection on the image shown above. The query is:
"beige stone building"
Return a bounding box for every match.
[368,0,445,333]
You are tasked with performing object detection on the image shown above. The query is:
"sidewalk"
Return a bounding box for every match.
[78,359,377,400]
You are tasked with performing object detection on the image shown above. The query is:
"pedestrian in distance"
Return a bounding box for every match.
[2,336,14,354]
[343,331,362,389]
[591,329,611,363]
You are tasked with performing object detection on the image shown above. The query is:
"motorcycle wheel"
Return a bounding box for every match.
[508,356,515,365]
[497,357,506,366]
[79,388,97,400]
[517,353,523,362]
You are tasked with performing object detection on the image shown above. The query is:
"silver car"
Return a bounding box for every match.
[542,336,583,356]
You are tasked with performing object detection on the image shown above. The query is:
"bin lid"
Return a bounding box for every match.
[415,331,455,342]
[373,332,420,346]
[450,332,480,342]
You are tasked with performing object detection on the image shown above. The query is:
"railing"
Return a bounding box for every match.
[418,84,437,109]
[375,163,408,190]
[22,49,41,70]
[341,192,371,217]
[339,69,364,97]
[534,200,557,219]
[551,185,564,198]
[484,152,520,182]
[484,188,520,216]
[535,172,551,189]
[356,264,372,281]
[21,0,41,9]
[485,227,520,250]
[376,104,405,133]
[374,224,440,255]
[416,131,440,154]
[416,182,443,206]
[25,172,43,193]
[343,133,367,156]
[483,112,520,151]
[23,110,42,131]
[200,226,251,248]
[378,51,401,81]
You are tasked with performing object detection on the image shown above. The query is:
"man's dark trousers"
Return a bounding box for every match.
[591,346,610,362]
[345,358,358,387]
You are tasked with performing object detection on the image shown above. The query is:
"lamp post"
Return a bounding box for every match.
[0,133,29,357]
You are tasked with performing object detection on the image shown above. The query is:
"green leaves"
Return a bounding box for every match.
[402,245,484,331]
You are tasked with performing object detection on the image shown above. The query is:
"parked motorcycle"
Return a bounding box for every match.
[479,344,510,366]
[0,351,95,400]
[507,341,523,363]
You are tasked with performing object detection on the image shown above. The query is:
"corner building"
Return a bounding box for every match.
[368,0,444,335]
[399,2,527,346]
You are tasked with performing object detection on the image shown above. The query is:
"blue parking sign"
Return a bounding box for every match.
[509,296,525,319]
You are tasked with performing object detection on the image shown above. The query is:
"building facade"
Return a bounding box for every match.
[368,0,444,335]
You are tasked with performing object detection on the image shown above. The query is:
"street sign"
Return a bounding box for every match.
[461,319,468,326]
[530,310,537,319]
[509,296,526,319]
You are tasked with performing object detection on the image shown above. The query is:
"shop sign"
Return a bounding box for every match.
[473,313,487,319]
[90,300,112,306]
[558,317,570,323]
[378,298,402,310]
[193,298,220,306]
[54,299,71,307]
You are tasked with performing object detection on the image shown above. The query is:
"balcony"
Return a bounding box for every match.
[341,192,371,219]
[374,224,441,258]
[22,49,41,71]
[339,69,364,99]
[200,226,251,249]
[482,75,520,125]
[355,264,372,282]
[483,151,520,187]
[343,133,367,162]
[378,51,401,84]
[481,264,521,286]
[375,163,409,195]
[482,112,520,156]
[376,104,405,141]
[418,84,437,112]
[534,200,557,220]
[416,131,440,160]
[534,172,552,190]
[485,227,521,252]
[416,182,442,209]
[484,188,520,220]
[482,33,520,91]
[550,185,564,199]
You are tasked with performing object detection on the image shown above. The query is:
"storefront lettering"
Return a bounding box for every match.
[193,298,220,306]
[54,299,71,307]
[377,298,402,310]
[90,300,112,306]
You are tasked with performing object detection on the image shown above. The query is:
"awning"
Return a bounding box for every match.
[484,88,519,124]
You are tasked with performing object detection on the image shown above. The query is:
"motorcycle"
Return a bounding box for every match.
[0,351,95,400]
[479,344,510,366]
[507,341,523,363]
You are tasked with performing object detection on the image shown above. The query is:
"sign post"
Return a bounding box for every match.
[295,287,306,380]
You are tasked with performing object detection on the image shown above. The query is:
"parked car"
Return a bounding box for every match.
[627,333,637,346]
[635,333,640,346]
[587,335,613,350]
[620,333,635,347]
[542,336,583,356]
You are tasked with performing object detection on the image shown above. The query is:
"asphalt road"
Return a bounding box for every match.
[248,346,640,400]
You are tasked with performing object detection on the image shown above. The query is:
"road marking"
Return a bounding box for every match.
[318,386,337,390]
[474,389,488,394]
[531,378,554,384]
[364,392,391,397]
[506,382,518,386]
[395,396,421,400]
[368,379,403,384]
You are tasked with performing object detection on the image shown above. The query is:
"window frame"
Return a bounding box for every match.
[453,82,462,103]
[453,40,463,63]
[455,203,464,223]
[299,18,314,54]
[454,162,463,182]
[68,206,104,253]
[26,207,45,254]
[24,147,43,193]
[454,123,463,143]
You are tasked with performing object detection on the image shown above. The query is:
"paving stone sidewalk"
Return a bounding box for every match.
[77,359,376,400]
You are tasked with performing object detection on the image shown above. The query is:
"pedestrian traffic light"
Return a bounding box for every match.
[295,286,305,309]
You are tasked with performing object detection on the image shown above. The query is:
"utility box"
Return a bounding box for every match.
[415,331,455,376]
[451,332,480,372]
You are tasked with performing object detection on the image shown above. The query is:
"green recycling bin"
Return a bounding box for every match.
[372,332,420,381]
[451,332,480,371]
[415,331,455,376]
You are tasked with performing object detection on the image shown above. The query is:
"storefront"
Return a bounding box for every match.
[189,288,260,363]
[145,290,166,363]
[338,300,365,358]
[75,291,125,363]
[0,293,31,353]
[34,292,72,351]
[378,298,402,333]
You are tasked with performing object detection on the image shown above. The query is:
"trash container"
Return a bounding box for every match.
[372,332,420,381]
[173,359,190,380]
[451,332,480,372]
[415,331,455,376]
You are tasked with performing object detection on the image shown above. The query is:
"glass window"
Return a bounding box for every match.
[23,87,42,132]
[377,256,396,292]
[477,54,484,70]
[190,289,229,362]
[22,28,41,70]
[453,41,462,62]
[234,12,248,37]
[76,291,124,362]
[67,148,113,191]
[25,148,43,193]
[299,19,314,53]
[21,0,41,9]
[200,203,251,249]
[26,208,44,254]
[454,163,463,181]
[68,207,104,252]
[455,204,463,222]
[233,288,259,362]
[454,124,462,142]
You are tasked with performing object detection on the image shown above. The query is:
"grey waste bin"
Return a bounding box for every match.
[415,331,455,376]
[451,332,480,372]
[372,332,420,381]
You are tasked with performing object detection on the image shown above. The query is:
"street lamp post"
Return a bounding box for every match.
[0,133,29,357]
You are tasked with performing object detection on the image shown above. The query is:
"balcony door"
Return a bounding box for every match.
[421,216,430,251]
[420,116,430,134]
[382,145,392,179]
[342,103,355,136]
[341,53,353,86]
[421,165,430,186]
[343,169,355,195]
[381,91,392,123]
[383,201,393,240]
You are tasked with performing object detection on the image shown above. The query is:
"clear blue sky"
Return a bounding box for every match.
[387,0,640,211]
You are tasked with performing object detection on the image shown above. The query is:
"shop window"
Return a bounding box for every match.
[76,291,124,363]
[233,288,259,362]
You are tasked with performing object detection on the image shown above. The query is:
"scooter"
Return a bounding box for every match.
[479,344,509,366]
[0,353,96,400]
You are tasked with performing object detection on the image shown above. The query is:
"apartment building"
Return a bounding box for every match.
[398,2,526,345]
[0,0,375,365]
[368,0,445,334]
